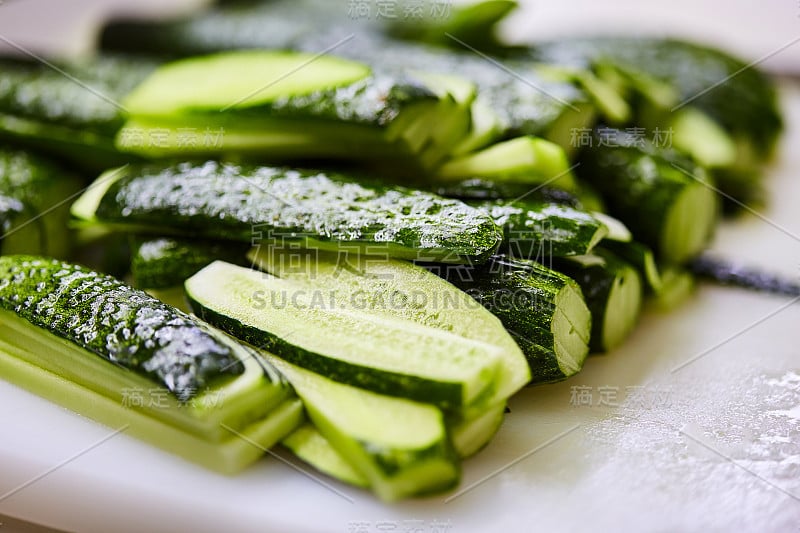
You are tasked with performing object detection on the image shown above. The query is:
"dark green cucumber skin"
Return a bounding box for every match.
[424,255,575,384]
[0,256,245,401]
[0,56,155,169]
[93,161,501,263]
[99,0,588,139]
[474,199,603,257]
[528,37,782,159]
[0,149,82,257]
[555,250,635,353]
[187,295,462,408]
[433,179,582,206]
[131,236,249,289]
[576,135,706,258]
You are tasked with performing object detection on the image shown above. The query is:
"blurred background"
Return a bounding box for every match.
[0,0,799,73]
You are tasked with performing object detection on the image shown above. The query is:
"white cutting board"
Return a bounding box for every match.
[1,6,800,532]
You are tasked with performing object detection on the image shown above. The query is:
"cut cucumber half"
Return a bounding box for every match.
[437,136,577,192]
[556,250,643,352]
[186,261,504,409]
[282,423,369,488]
[248,247,530,405]
[263,353,459,501]
[124,50,371,114]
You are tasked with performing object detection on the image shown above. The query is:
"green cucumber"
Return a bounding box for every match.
[0,255,302,469]
[99,1,593,150]
[577,136,718,264]
[0,149,82,258]
[0,56,154,169]
[247,247,530,405]
[282,423,369,488]
[384,0,517,51]
[652,267,695,310]
[117,50,474,169]
[131,236,249,289]
[600,239,663,292]
[474,199,607,257]
[555,250,642,352]
[71,161,501,264]
[428,255,591,384]
[437,136,577,192]
[282,400,506,489]
[259,351,459,501]
[186,261,505,409]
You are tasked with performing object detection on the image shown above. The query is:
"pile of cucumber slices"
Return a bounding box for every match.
[0,0,785,501]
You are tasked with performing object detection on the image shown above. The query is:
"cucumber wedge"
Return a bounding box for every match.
[186,261,504,409]
[248,247,530,405]
[437,136,577,192]
[117,50,474,169]
[0,255,303,470]
[449,401,506,458]
[555,250,643,352]
[259,352,460,501]
[428,255,592,384]
[71,161,501,264]
[282,424,369,488]
[577,136,718,264]
[600,239,663,292]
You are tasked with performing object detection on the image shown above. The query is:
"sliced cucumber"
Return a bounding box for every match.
[263,353,459,501]
[449,401,506,458]
[248,247,530,405]
[577,138,718,263]
[601,239,663,292]
[186,261,504,409]
[555,250,643,352]
[72,161,501,264]
[429,255,592,384]
[282,424,369,488]
[437,136,577,192]
[124,50,371,115]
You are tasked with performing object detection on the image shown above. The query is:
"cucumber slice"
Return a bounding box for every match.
[124,50,371,115]
[449,401,506,458]
[248,247,530,405]
[282,424,369,488]
[556,250,643,352]
[186,261,504,409]
[429,255,592,384]
[652,268,695,310]
[72,162,501,264]
[437,137,577,192]
[263,353,459,501]
[577,138,718,264]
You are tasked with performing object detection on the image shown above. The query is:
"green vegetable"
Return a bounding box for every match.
[186,261,505,409]
[437,136,577,191]
[600,239,663,292]
[259,351,460,501]
[555,250,642,352]
[0,56,154,169]
[71,161,501,264]
[248,246,530,406]
[116,50,475,169]
[577,135,718,264]
[428,255,592,384]
[0,255,302,472]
